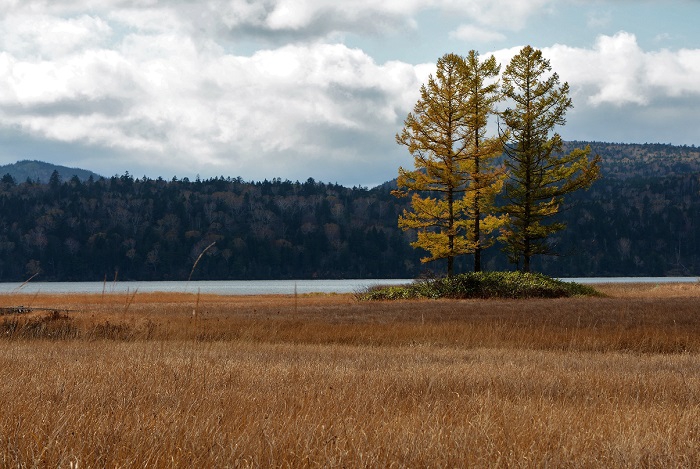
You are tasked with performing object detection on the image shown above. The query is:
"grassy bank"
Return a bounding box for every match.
[358,271,600,300]
[0,283,699,467]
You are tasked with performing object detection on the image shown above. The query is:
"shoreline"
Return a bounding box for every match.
[0,276,696,296]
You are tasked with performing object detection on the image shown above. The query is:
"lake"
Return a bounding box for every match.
[0,279,411,296]
[0,277,697,296]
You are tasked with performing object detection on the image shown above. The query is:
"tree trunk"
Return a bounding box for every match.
[448,187,455,277]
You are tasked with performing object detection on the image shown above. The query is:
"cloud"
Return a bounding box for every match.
[542,32,700,106]
[545,32,648,106]
[586,10,612,29]
[0,2,698,185]
[488,32,700,145]
[2,0,564,43]
[450,25,506,43]
[0,23,431,183]
[448,0,559,50]
[455,0,558,31]
[105,0,426,42]
[0,14,112,57]
[646,48,700,96]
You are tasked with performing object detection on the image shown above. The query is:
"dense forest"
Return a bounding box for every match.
[0,141,698,281]
[0,172,419,281]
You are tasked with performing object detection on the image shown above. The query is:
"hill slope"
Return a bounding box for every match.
[565,141,700,179]
[0,160,102,184]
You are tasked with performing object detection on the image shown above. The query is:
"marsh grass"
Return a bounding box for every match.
[0,283,699,467]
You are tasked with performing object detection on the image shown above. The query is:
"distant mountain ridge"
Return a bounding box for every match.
[564,141,700,179]
[0,160,102,184]
[378,141,700,189]
[0,140,698,187]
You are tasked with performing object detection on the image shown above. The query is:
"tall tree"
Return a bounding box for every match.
[499,46,600,272]
[462,50,506,272]
[394,52,505,276]
[394,53,472,277]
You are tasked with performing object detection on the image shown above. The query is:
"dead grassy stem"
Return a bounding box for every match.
[0,283,699,467]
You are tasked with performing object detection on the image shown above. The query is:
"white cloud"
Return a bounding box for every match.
[542,32,700,107]
[0,22,430,182]
[546,32,648,106]
[265,1,315,30]
[646,48,700,96]
[108,7,185,34]
[447,0,561,49]
[586,10,612,29]
[457,0,557,31]
[0,2,698,183]
[1,0,562,41]
[483,33,700,146]
[1,49,139,106]
[0,14,112,57]
[450,25,506,43]
[129,0,426,40]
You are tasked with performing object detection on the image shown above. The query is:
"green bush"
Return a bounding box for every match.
[358,271,600,301]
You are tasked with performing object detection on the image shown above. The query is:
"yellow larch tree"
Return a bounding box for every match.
[462,50,506,272]
[394,52,505,276]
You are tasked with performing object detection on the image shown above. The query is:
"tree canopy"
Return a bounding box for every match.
[498,46,600,272]
[394,47,601,274]
[395,52,504,276]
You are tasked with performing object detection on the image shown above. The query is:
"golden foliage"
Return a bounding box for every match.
[395,51,505,274]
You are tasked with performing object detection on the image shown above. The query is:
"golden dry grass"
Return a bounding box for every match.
[0,282,699,467]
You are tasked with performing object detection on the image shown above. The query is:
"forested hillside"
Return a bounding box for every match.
[0,160,101,184]
[0,174,419,281]
[0,141,698,281]
[531,172,699,276]
[566,141,700,179]
[535,141,700,276]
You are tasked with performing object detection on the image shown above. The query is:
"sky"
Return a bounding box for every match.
[0,1,699,186]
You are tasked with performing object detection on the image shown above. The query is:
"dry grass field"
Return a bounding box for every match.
[1,282,699,467]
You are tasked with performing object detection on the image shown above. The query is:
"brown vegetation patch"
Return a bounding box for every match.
[1,286,699,352]
[596,281,700,298]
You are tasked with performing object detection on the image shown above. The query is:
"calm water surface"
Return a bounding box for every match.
[0,279,412,295]
[0,277,696,295]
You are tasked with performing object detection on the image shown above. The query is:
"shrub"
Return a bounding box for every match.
[358,271,600,301]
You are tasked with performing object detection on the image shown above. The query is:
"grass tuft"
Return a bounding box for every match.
[358,271,601,301]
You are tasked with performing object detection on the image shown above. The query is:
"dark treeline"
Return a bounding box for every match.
[530,172,700,276]
[0,148,698,281]
[0,173,421,281]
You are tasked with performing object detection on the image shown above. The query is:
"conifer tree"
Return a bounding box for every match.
[395,52,504,276]
[499,46,600,272]
[395,53,470,277]
[462,50,506,272]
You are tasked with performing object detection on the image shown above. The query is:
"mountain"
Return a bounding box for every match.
[0,160,102,184]
[565,141,700,179]
[376,141,700,188]
[4,140,698,188]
